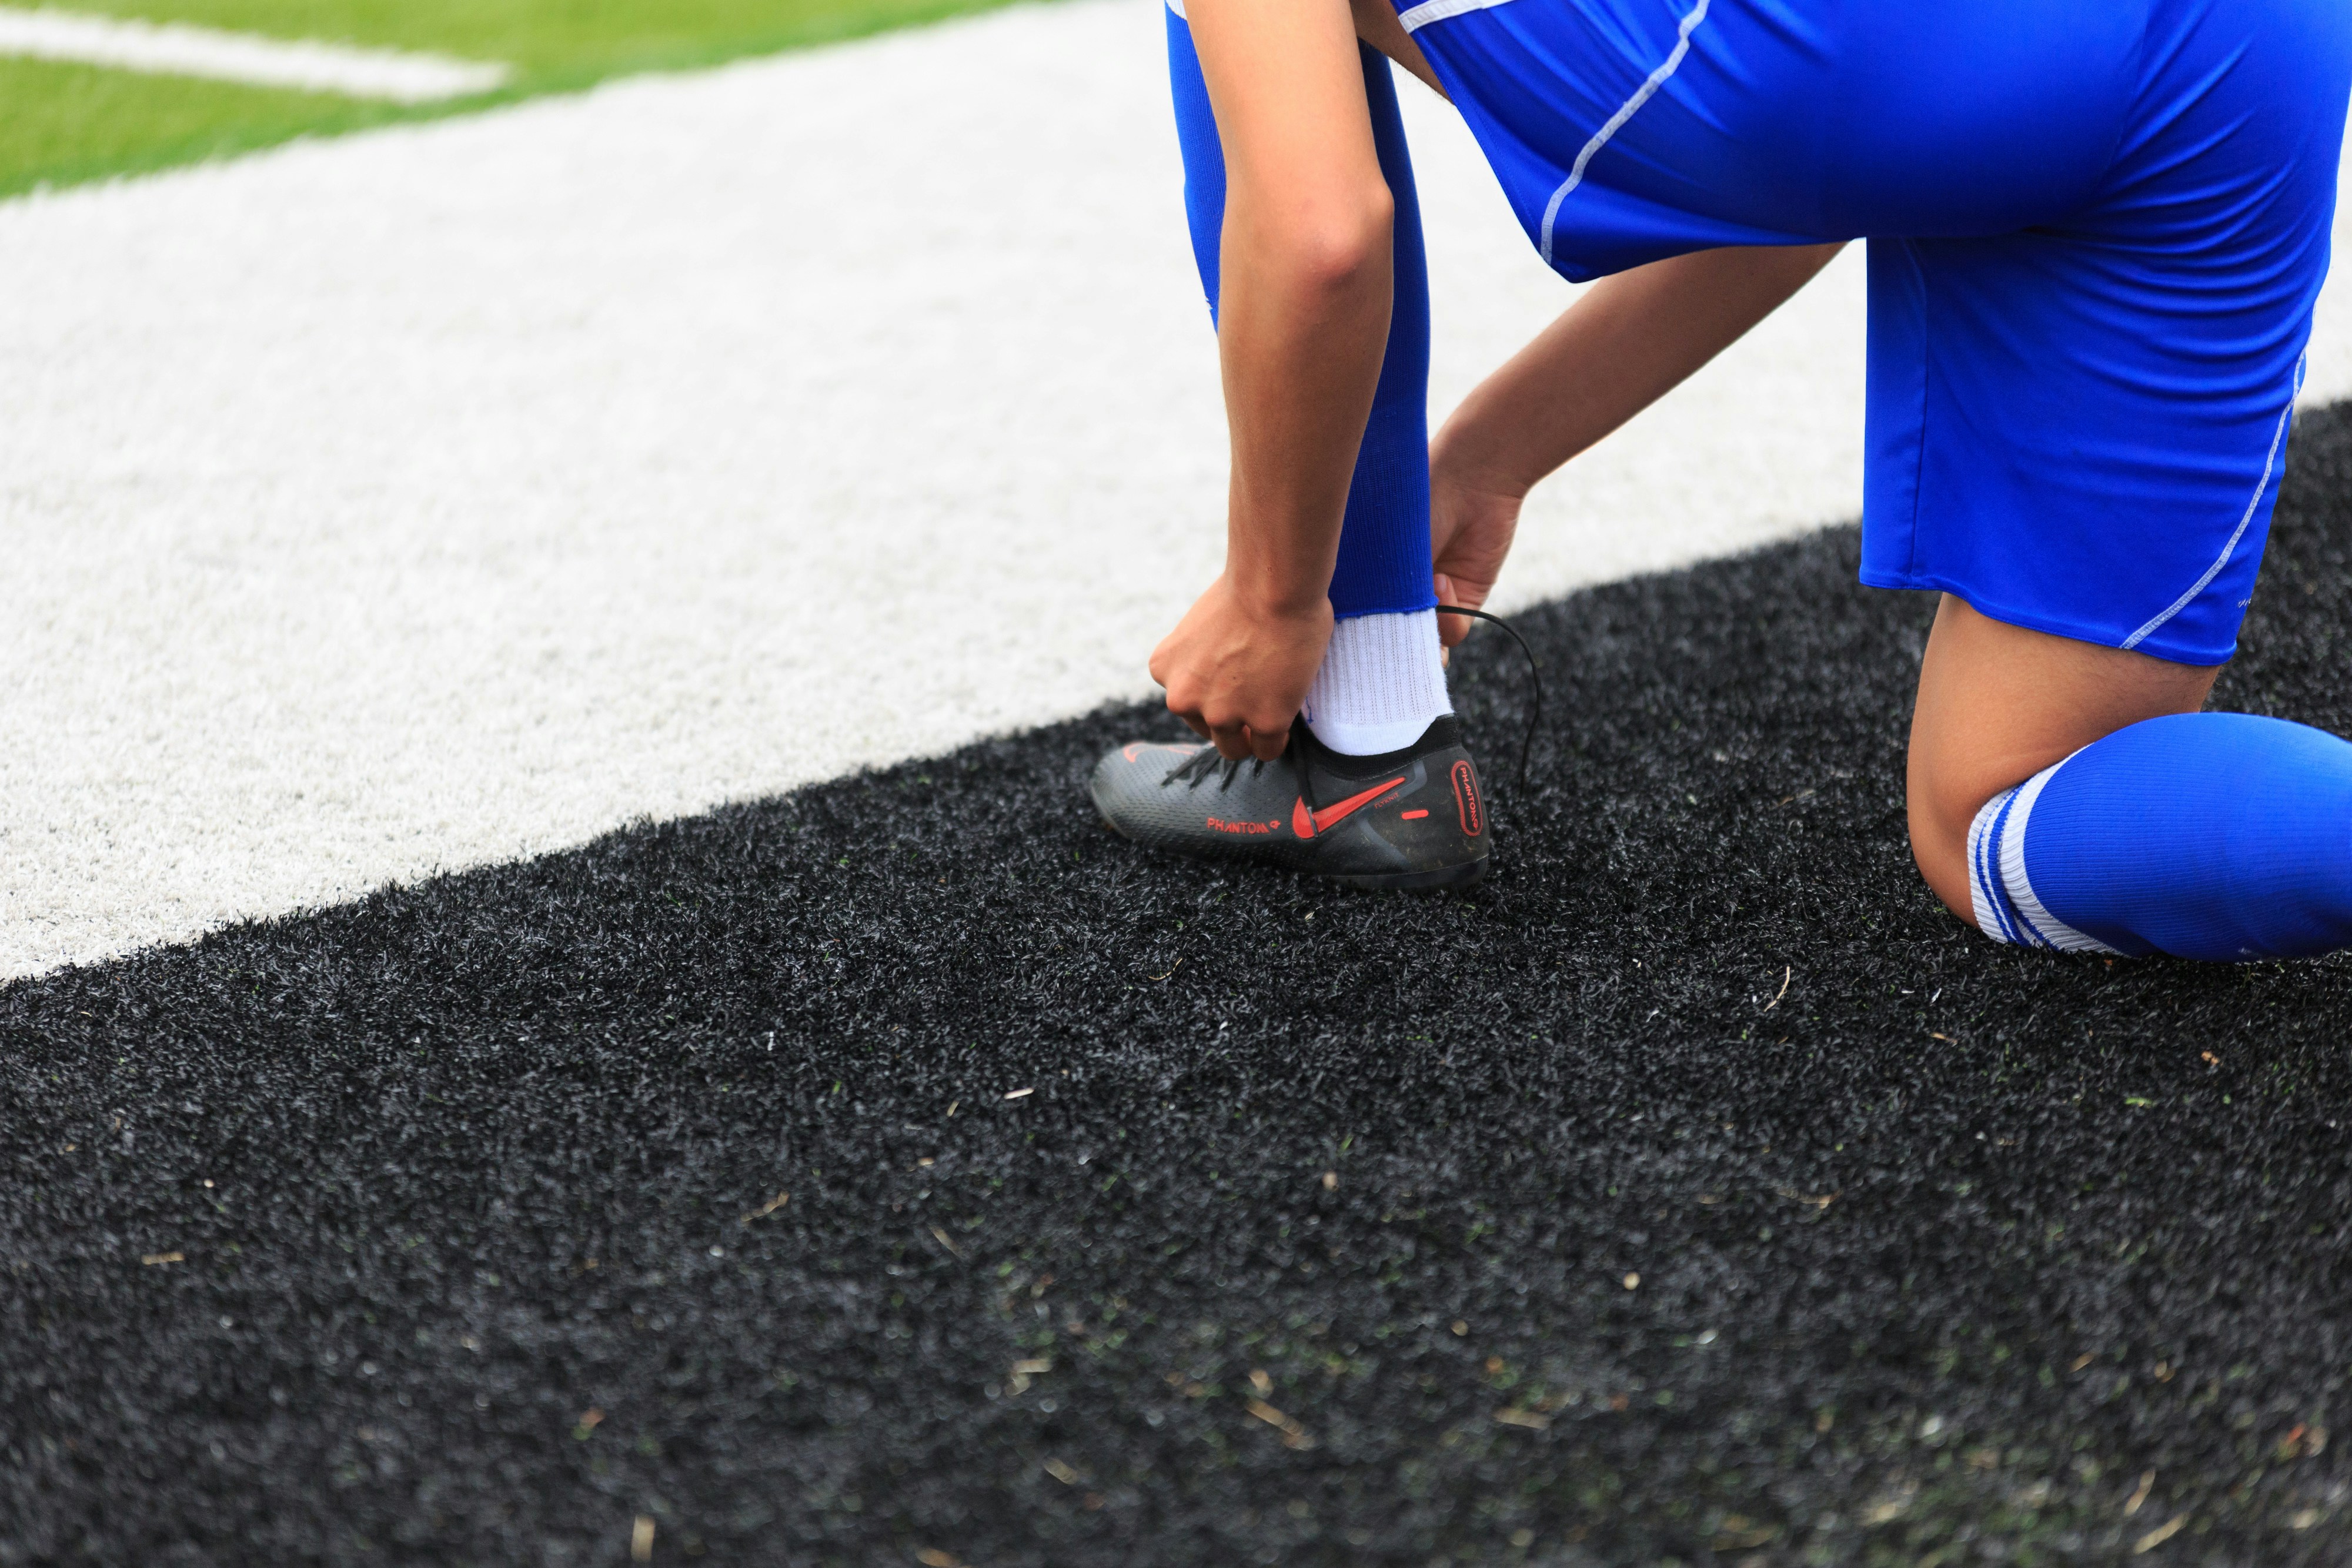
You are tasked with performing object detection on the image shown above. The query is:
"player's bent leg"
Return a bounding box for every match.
[1908,596,2215,920]
[1102,7,1489,890]
[1867,0,2349,961]
[1305,39,1451,755]
[1910,595,2352,961]
[1164,6,1451,758]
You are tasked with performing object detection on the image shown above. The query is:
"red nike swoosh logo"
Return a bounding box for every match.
[1309,777,1406,834]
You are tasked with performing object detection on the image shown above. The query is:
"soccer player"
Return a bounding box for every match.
[1088,0,2352,959]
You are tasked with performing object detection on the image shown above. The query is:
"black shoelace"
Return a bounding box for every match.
[1162,748,1265,788]
[1158,604,1543,794]
[1436,603,1543,791]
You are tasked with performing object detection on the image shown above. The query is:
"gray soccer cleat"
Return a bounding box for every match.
[1088,716,1490,891]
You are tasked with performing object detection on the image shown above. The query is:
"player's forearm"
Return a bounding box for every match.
[1432,241,1843,497]
[1217,191,1396,619]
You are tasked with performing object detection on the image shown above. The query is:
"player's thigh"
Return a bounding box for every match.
[1906,596,2219,921]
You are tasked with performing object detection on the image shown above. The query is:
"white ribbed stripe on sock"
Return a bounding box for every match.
[1962,750,2119,954]
[1301,609,1452,755]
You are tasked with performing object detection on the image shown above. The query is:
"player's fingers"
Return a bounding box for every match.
[1207,717,1255,761]
[1161,680,1212,739]
[1159,667,1214,738]
[1433,574,1469,649]
[1244,720,1289,763]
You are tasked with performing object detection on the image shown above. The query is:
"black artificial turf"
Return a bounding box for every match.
[13,412,2352,1568]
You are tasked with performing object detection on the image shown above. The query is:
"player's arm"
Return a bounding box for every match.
[1148,0,1396,763]
[1426,242,1845,644]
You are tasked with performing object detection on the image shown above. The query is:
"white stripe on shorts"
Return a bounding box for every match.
[1181,0,1515,29]
[1397,0,1518,34]
[1538,0,1710,268]
[2120,355,2305,652]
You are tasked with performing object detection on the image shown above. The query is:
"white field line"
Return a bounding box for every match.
[0,6,509,100]
[0,0,2346,981]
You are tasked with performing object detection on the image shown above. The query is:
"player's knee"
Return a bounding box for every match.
[1906,757,2000,925]
[1901,595,2223,932]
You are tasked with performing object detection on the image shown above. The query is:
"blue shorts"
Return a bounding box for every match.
[1399,0,2352,663]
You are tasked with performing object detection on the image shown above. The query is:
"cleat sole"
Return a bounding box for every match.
[1328,855,1491,893]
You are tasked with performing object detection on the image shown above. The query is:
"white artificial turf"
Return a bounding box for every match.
[2,0,2348,981]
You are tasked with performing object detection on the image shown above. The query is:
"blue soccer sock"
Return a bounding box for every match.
[1967,713,2352,961]
[1167,8,1448,753]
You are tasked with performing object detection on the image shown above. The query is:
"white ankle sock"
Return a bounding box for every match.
[1302,609,1453,755]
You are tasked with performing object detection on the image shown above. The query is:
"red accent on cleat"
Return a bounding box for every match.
[1312,777,1406,834]
[1451,761,1481,837]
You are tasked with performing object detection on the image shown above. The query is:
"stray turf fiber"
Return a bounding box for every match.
[11,409,2352,1565]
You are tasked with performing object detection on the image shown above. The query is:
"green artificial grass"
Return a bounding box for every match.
[67,0,1031,79]
[0,56,398,199]
[2,0,1038,199]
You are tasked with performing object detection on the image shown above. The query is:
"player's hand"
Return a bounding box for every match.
[1429,459,1525,653]
[1150,574,1333,761]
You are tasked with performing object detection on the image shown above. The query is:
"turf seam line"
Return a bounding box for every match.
[0,6,509,101]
